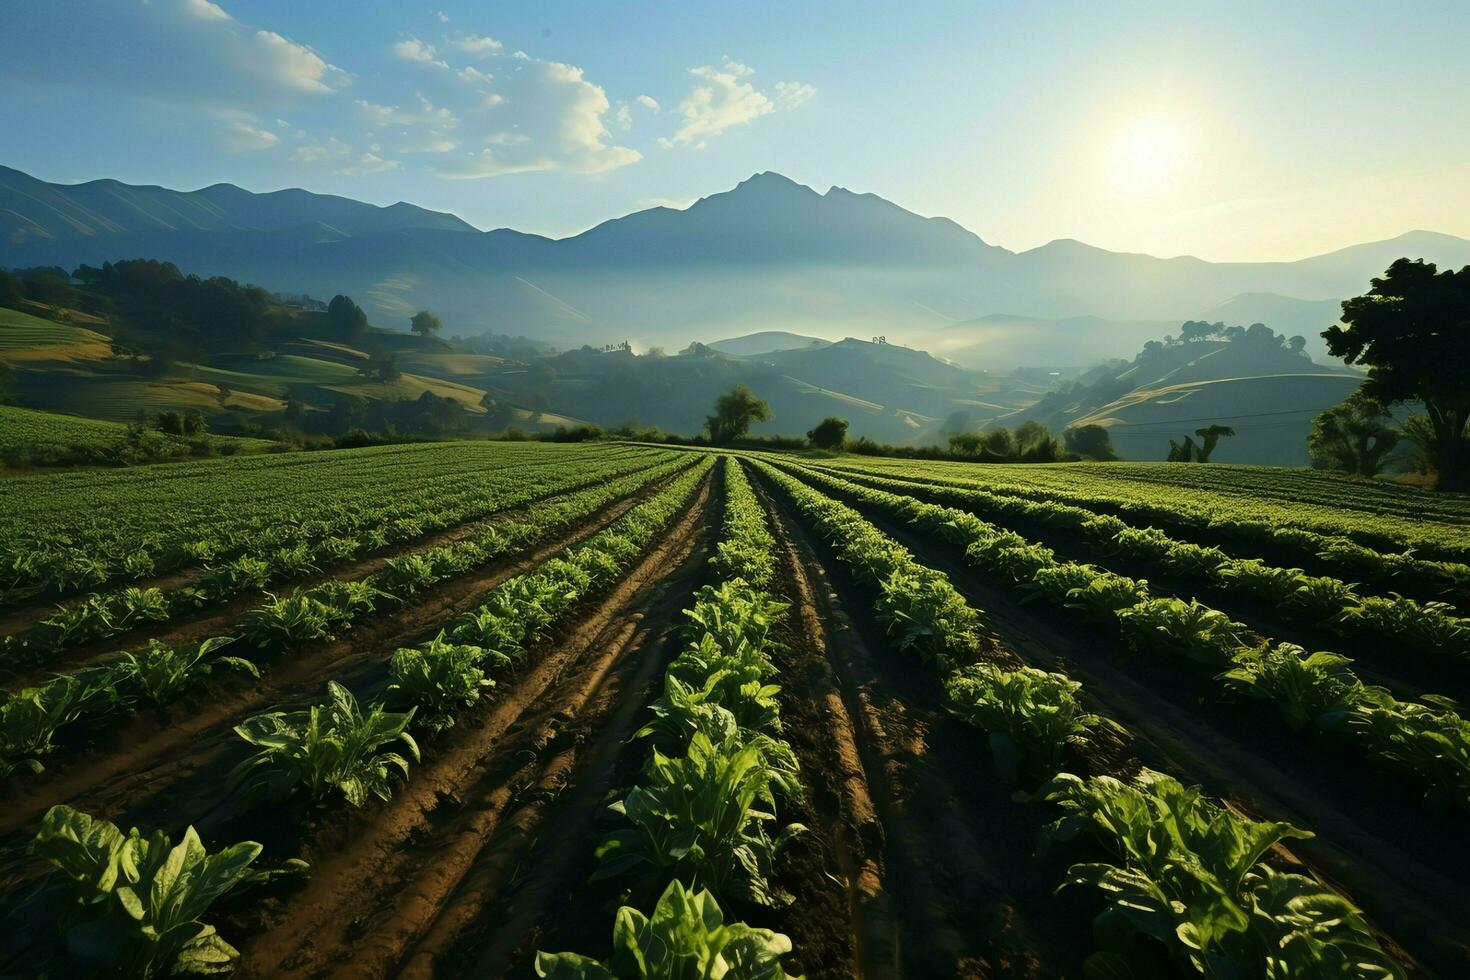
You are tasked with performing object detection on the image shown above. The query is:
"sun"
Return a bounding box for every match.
[1109,116,1186,194]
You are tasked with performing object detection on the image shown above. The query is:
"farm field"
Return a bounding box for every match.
[1,442,1468,979]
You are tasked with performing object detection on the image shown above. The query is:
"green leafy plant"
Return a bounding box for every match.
[1219,643,1386,732]
[230,681,419,807]
[945,664,1112,781]
[386,632,499,732]
[1,675,89,776]
[535,878,798,979]
[108,636,259,705]
[1037,768,1401,978]
[1117,598,1245,666]
[30,805,298,976]
[594,729,805,907]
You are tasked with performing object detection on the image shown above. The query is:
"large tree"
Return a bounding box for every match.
[1307,390,1400,477]
[1063,423,1117,461]
[327,294,368,341]
[1325,259,1470,490]
[410,310,442,337]
[705,384,772,444]
[807,416,849,450]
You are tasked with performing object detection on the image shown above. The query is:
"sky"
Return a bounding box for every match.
[3,0,1469,262]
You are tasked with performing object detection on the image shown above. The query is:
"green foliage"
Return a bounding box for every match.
[594,728,805,907]
[30,805,289,976]
[1220,643,1387,732]
[230,681,420,807]
[1,675,91,777]
[1308,390,1401,477]
[1117,598,1246,667]
[108,636,258,705]
[386,632,497,732]
[706,384,773,444]
[535,878,798,980]
[1327,258,1470,490]
[805,415,849,450]
[945,664,1111,781]
[1037,769,1401,979]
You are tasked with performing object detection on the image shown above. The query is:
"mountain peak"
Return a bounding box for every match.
[731,171,813,195]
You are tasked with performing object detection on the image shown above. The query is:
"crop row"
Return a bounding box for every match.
[826,457,1470,574]
[535,458,805,977]
[0,443,657,602]
[0,455,700,779]
[750,457,1404,978]
[781,458,1470,814]
[0,450,675,660]
[12,458,714,977]
[818,464,1470,662]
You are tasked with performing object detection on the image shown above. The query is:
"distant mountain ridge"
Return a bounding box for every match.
[3,164,1468,361]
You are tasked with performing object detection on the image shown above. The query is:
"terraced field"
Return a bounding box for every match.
[2,442,1466,978]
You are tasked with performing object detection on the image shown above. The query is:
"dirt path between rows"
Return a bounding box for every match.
[230,475,714,979]
[831,493,1465,978]
[0,468,686,856]
[0,453,673,687]
[752,465,1090,980]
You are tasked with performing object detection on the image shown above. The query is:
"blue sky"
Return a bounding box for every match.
[3,0,1468,260]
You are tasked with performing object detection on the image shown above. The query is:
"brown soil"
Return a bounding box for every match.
[822,486,1467,978]
[750,464,1091,979]
[0,453,675,687]
[229,473,714,979]
[0,466,687,853]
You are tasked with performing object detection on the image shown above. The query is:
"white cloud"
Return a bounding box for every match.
[667,59,813,147]
[437,58,639,178]
[636,94,660,112]
[219,120,280,153]
[774,81,816,111]
[0,0,348,107]
[454,33,504,57]
[615,103,632,130]
[393,37,447,68]
[293,137,398,175]
[458,65,495,86]
[396,131,459,153]
[356,95,457,129]
[437,10,450,23]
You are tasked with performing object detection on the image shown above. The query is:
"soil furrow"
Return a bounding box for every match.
[231,474,712,979]
[0,470,681,848]
[0,454,675,686]
[841,500,1464,977]
[753,466,1086,979]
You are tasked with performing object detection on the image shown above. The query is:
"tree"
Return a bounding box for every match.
[1194,425,1235,462]
[807,416,849,450]
[327,294,368,341]
[361,350,401,382]
[410,310,442,337]
[1223,325,1246,342]
[1325,258,1470,490]
[1063,424,1117,460]
[705,384,772,444]
[1179,320,1218,343]
[1307,391,1400,477]
[0,269,23,309]
[1166,425,1235,462]
[1138,340,1165,361]
[1014,420,1061,461]
[1288,335,1307,356]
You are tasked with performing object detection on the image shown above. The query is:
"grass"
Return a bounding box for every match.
[0,404,272,466]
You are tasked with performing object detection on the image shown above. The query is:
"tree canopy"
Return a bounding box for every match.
[410,310,442,337]
[1307,390,1400,477]
[806,416,849,449]
[705,384,772,444]
[1325,258,1470,489]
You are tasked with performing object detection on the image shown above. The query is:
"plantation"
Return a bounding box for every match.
[1,441,1467,978]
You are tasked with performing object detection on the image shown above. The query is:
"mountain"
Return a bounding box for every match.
[0,164,475,245]
[708,331,831,356]
[3,165,1468,361]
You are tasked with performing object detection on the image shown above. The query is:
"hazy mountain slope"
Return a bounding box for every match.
[1075,374,1361,465]
[4,165,1468,355]
[0,164,475,245]
[709,331,830,355]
